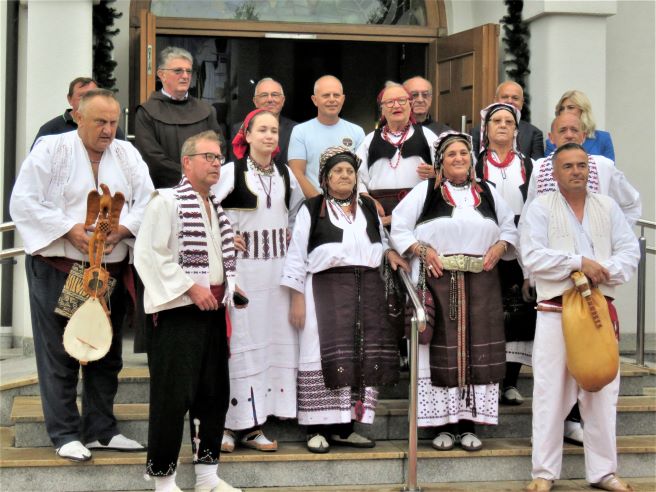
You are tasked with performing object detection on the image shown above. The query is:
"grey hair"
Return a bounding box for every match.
[181,130,221,161]
[158,47,193,69]
[254,77,283,97]
[78,88,119,116]
[384,80,403,89]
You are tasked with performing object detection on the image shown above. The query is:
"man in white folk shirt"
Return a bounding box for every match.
[521,143,640,492]
[521,111,641,446]
[525,112,640,226]
[134,131,243,492]
[10,89,152,461]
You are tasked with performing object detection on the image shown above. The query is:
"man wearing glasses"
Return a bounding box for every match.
[135,47,226,189]
[403,76,451,137]
[135,130,243,492]
[228,78,297,165]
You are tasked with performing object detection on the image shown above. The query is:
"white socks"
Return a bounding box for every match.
[195,463,220,490]
[154,472,177,492]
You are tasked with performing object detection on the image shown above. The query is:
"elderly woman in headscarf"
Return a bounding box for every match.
[282,146,408,454]
[213,108,305,453]
[544,89,615,160]
[356,82,439,226]
[390,132,518,452]
[476,102,537,406]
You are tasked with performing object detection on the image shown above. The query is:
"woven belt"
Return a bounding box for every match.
[440,255,484,273]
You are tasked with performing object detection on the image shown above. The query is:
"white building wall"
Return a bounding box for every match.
[605,0,655,338]
[12,0,94,342]
[6,0,654,344]
[446,0,655,337]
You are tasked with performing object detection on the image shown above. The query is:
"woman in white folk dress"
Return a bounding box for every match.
[213,109,305,452]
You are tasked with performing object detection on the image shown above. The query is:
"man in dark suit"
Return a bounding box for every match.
[472,81,544,160]
[403,76,451,136]
[33,77,125,148]
[228,77,296,165]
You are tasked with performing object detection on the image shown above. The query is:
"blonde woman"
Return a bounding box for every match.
[544,90,614,160]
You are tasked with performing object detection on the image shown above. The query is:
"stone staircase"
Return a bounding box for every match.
[1,358,655,491]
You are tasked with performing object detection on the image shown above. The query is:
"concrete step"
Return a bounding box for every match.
[1,430,654,491]
[2,361,654,427]
[127,478,656,492]
[240,478,656,492]
[10,395,656,448]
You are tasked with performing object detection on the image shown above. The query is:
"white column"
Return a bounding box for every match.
[17,0,93,158]
[524,1,617,136]
[13,0,93,344]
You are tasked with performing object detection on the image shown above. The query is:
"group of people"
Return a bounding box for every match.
[9,44,641,492]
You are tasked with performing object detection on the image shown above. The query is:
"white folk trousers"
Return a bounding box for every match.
[531,311,620,483]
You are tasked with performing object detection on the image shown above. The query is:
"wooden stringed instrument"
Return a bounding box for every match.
[63,184,125,364]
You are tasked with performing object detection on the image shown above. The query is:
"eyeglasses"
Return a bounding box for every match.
[161,68,193,75]
[187,153,225,164]
[255,92,284,100]
[409,91,432,99]
[381,97,410,108]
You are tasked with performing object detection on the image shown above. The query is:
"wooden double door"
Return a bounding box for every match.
[130,6,498,135]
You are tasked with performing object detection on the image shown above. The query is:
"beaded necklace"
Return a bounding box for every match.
[484,149,526,183]
[327,199,353,224]
[328,194,352,207]
[248,157,274,208]
[440,180,481,208]
[248,156,275,176]
[381,122,411,169]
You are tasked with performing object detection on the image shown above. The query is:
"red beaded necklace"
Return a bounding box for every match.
[440,181,481,208]
[484,149,526,183]
[381,122,411,169]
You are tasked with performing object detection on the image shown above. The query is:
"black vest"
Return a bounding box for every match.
[367,124,432,168]
[306,194,381,254]
[221,158,291,210]
[417,179,498,225]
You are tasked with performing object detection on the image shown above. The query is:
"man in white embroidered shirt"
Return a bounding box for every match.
[10,89,153,461]
[134,131,242,492]
[520,143,640,492]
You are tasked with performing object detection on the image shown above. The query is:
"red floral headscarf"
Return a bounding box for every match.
[231,108,281,160]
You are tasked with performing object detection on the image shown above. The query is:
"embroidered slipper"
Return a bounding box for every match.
[457,432,483,451]
[329,432,375,448]
[591,474,634,491]
[500,386,524,405]
[85,433,144,452]
[525,478,554,491]
[221,429,236,453]
[56,440,92,462]
[240,429,278,451]
[431,432,455,451]
[307,433,330,454]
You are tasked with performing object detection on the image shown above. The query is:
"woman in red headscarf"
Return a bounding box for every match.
[213,109,306,453]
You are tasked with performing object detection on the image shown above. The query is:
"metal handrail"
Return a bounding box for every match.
[635,219,655,366]
[397,265,426,492]
[383,231,425,492]
[0,222,24,261]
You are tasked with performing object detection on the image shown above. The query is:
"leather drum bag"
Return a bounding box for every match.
[562,272,619,392]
